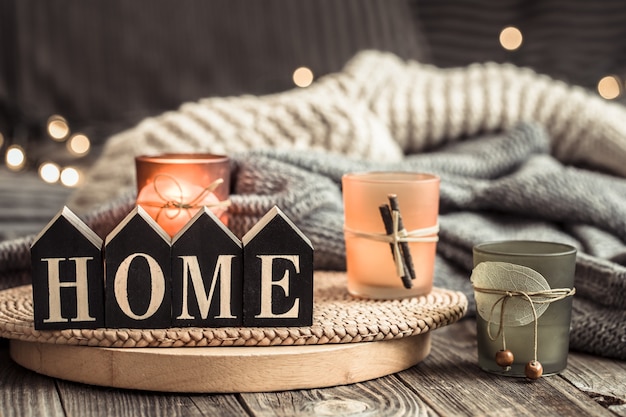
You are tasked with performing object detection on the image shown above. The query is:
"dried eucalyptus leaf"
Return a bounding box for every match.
[470,261,550,327]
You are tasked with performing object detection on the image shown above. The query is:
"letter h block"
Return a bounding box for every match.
[242,206,314,327]
[31,206,105,330]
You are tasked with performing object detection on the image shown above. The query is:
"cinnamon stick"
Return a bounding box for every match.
[379,204,412,289]
[387,194,417,280]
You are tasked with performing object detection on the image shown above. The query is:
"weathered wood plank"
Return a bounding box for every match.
[189,395,253,417]
[399,319,617,417]
[0,318,623,417]
[55,380,193,417]
[55,378,250,417]
[561,351,626,416]
[0,341,65,417]
[239,376,438,417]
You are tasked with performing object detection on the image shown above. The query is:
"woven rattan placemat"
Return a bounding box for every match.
[0,271,467,348]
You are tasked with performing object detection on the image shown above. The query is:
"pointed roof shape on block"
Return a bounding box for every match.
[32,206,102,249]
[172,206,241,247]
[242,206,313,249]
[105,205,170,245]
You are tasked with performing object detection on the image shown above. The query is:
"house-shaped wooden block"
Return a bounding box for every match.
[171,207,243,327]
[242,206,314,327]
[104,206,172,329]
[30,206,104,330]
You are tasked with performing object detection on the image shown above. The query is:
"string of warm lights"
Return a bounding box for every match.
[3,115,91,187]
[0,67,316,188]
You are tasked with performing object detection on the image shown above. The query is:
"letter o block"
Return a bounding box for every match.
[105,207,172,329]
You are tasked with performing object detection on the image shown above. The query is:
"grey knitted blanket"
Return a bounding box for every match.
[228,123,626,361]
[240,123,626,361]
[1,51,625,360]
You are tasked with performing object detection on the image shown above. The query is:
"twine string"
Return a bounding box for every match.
[473,286,576,362]
[139,174,231,221]
[344,216,439,278]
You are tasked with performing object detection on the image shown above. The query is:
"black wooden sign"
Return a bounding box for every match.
[30,205,314,330]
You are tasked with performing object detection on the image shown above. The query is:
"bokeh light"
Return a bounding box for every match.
[67,133,91,156]
[39,162,61,183]
[293,67,314,88]
[597,75,622,100]
[60,167,81,187]
[6,145,26,171]
[499,26,523,51]
[47,115,70,141]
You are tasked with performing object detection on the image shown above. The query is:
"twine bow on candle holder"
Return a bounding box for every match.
[343,194,439,289]
[138,174,231,222]
[472,285,576,379]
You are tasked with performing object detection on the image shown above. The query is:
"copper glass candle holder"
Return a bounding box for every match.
[342,172,440,299]
[135,154,230,237]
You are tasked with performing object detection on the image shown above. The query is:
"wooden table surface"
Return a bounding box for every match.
[0,318,623,417]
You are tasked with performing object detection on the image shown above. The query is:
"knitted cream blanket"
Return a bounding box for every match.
[68,50,626,212]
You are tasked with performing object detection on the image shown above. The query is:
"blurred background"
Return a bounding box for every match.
[0,0,625,238]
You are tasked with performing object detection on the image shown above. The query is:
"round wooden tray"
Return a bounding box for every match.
[0,271,467,392]
[10,334,430,393]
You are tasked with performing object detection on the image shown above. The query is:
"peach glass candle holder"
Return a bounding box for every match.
[342,172,440,299]
[135,154,230,237]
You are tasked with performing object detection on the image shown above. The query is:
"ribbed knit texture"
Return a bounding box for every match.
[68,51,626,212]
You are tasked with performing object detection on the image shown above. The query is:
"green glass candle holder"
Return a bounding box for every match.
[471,240,576,378]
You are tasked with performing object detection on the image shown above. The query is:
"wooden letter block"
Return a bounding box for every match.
[242,206,314,327]
[104,206,172,329]
[171,207,243,327]
[31,206,105,330]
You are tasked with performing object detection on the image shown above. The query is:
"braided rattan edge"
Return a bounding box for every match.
[0,271,467,348]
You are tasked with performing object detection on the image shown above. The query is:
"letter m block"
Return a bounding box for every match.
[171,207,243,327]
[31,206,105,330]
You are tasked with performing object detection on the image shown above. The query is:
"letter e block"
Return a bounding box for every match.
[104,206,172,329]
[242,206,314,327]
[31,206,105,330]
[171,207,243,327]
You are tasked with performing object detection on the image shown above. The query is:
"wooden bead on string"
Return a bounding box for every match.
[495,349,514,368]
[525,360,543,379]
